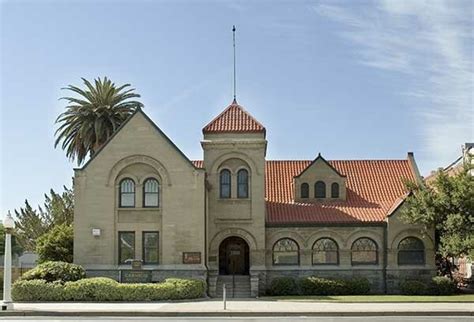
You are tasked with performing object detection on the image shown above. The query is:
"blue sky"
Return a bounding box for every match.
[1,0,473,216]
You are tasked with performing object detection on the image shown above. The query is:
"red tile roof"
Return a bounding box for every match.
[191,159,416,224]
[265,160,415,224]
[202,100,266,134]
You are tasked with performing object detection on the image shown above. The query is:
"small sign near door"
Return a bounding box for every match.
[182,252,201,264]
[230,250,241,256]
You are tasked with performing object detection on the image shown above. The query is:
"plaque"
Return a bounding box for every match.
[208,256,217,262]
[121,270,152,283]
[131,260,142,269]
[182,252,201,264]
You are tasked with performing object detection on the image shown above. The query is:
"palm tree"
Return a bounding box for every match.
[54,77,144,165]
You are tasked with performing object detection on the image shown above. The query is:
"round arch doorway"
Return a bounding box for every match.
[219,236,250,275]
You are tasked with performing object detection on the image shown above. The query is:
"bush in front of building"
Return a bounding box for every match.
[430,276,458,295]
[63,277,122,301]
[12,277,206,301]
[400,280,428,295]
[344,277,371,295]
[267,277,299,295]
[267,276,371,296]
[298,276,347,295]
[20,261,85,283]
[12,279,65,301]
[400,277,458,295]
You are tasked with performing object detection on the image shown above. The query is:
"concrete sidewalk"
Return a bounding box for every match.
[1,299,473,317]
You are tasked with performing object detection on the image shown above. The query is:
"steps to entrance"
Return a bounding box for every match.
[216,275,251,298]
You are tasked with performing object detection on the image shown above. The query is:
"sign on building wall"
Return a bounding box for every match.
[121,270,152,283]
[182,252,201,264]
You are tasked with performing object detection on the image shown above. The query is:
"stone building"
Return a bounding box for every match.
[73,99,436,296]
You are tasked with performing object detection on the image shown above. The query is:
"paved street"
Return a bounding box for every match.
[0,317,473,322]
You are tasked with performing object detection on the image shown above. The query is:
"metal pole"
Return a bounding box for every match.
[2,231,13,310]
[223,283,227,310]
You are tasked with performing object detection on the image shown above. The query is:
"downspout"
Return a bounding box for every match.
[204,173,209,272]
[383,222,388,294]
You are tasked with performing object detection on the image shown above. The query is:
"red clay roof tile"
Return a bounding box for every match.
[202,100,266,134]
[192,159,416,224]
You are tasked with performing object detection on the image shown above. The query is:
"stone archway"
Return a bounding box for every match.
[218,236,250,275]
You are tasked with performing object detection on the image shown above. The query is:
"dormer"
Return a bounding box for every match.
[294,154,347,202]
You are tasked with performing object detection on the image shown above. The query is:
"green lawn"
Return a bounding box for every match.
[261,294,474,302]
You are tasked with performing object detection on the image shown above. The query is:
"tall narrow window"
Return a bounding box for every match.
[272,238,299,265]
[315,181,326,198]
[351,237,378,265]
[119,178,135,207]
[118,231,135,264]
[398,237,425,265]
[220,169,231,198]
[331,183,340,198]
[237,169,249,198]
[312,238,339,265]
[301,183,309,198]
[143,232,159,264]
[143,178,159,207]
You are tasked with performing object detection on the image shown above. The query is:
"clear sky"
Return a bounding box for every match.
[1,0,473,217]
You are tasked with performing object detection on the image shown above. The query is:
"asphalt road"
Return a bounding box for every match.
[0,317,473,322]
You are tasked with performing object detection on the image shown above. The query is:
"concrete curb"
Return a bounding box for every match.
[1,311,473,317]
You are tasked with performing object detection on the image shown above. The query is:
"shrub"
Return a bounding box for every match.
[63,278,121,301]
[36,223,73,263]
[268,277,299,296]
[298,277,346,295]
[400,280,428,295]
[20,261,85,283]
[296,276,371,296]
[12,277,206,301]
[345,278,371,295]
[430,276,457,295]
[12,279,64,301]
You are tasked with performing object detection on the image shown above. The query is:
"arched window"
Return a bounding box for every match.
[272,238,299,265]
[300,183,309,198]
[119,178,135,207]
[331,183,339,198]
[398,237,425,265]
[351,237,378,265]
[143,178,159,207]
[315,181,326,198]
[219,169,231,198]
[312,238,339,265]
[237,169,249,198]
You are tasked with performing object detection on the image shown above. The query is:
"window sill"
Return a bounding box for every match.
[117,207,161,211]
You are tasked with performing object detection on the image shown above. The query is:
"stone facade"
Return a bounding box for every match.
[74,104,436,296]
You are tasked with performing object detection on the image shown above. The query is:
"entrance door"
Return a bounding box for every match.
[219,236,250,275]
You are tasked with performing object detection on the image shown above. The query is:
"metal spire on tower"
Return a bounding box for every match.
[233,25,237,103]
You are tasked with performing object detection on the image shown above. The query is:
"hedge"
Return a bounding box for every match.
[12,277,206,301]
[400,276,457,295]
[268,277,299,296]
[20,261,85,283]
[268,276,371,296]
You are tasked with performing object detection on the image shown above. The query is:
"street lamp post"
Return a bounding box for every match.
[2,211,15,311]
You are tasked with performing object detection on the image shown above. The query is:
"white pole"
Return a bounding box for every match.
[2,231,13,310]
[223,283,226,310]
[2,211,15,311]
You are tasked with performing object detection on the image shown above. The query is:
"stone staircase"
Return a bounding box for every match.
[215,275,251,298]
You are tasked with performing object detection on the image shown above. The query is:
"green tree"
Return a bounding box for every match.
[54,77,143,165]
[36,223,73,263]
[0,224,23,257]
[401,162,474,258]
[14,186,73,251]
